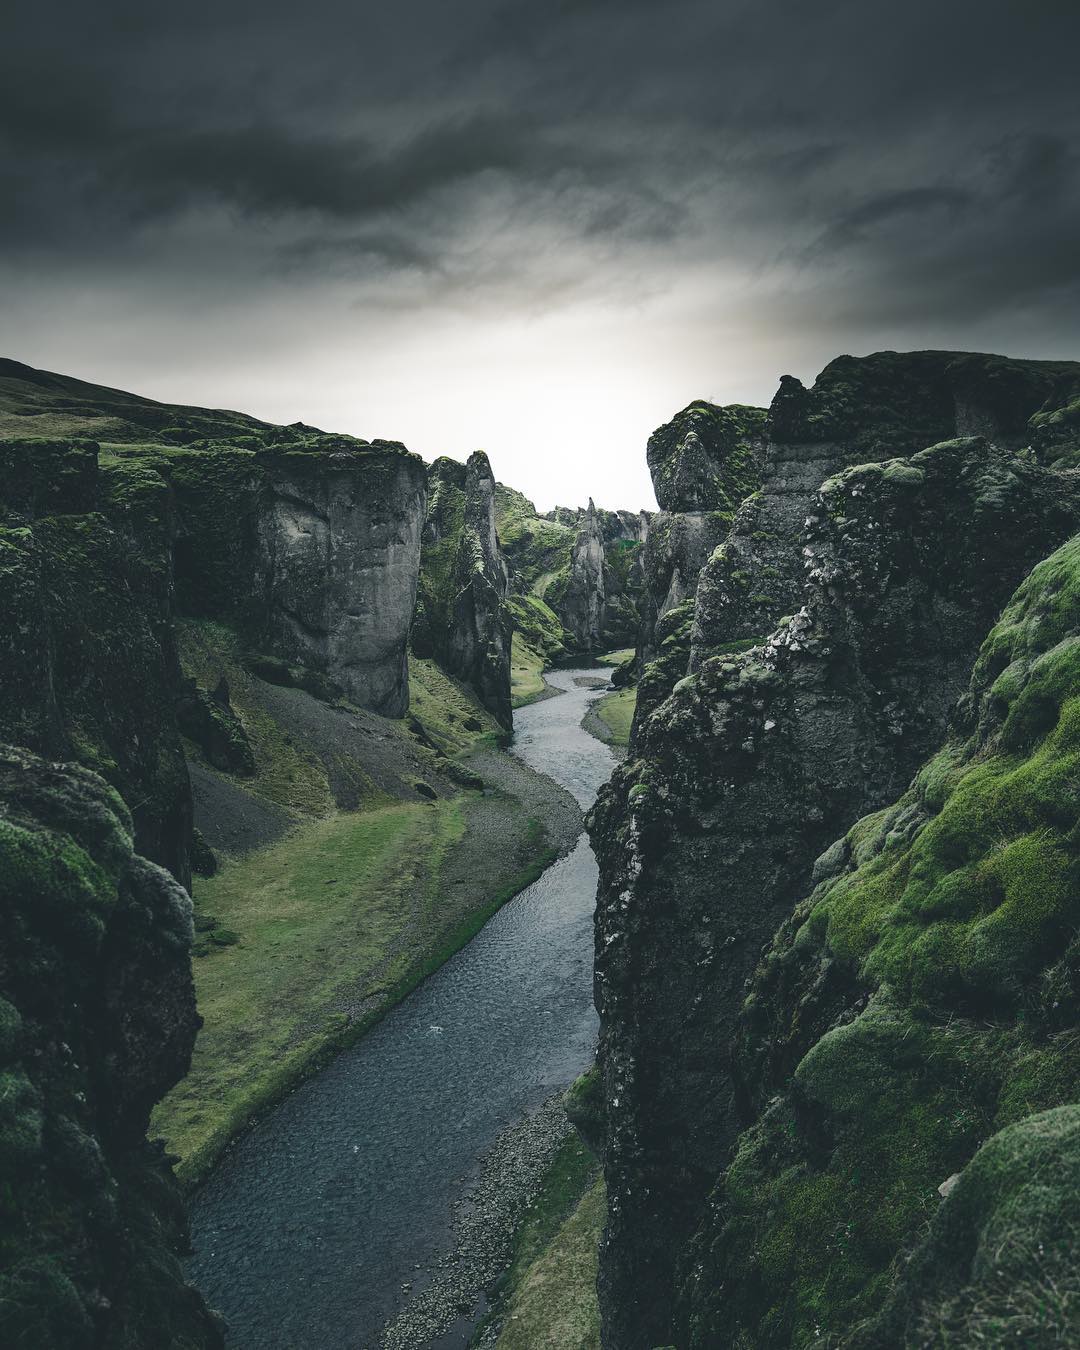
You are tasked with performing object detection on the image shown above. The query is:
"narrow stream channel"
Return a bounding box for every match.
[188,668,614,1349]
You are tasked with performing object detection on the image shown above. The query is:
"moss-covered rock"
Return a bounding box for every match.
[0,441,193,885]
[176,676,256,777]
[677,532,1080,1347]
[588,426,1080,1347]
[646,401,767,513]
[0,745,221,1349]
[413,454,513,729]
[1,362,430,722]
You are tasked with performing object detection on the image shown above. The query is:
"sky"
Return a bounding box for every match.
[3,1,1079,512]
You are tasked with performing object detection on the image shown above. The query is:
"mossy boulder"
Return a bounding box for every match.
[646,402,767,513]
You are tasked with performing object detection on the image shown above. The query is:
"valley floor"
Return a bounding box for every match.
[153,626,582,1189]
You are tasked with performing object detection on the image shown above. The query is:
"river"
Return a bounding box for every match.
[188,668,614,1349]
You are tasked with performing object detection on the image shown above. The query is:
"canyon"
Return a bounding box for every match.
[3,349,1080,1349]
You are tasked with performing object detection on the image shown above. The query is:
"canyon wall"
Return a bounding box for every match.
[633,402,766,722]
[0,746,223,1348]
[496,484,651,662]
[413,453,513,730]
[588,351,1080,1347]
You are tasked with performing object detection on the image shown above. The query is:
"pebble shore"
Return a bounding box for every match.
[378,1093,573,1350]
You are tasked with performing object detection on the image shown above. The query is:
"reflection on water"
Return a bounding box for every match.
[189,669,614,1349]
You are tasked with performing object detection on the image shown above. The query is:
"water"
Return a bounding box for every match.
[188,668,614,1348]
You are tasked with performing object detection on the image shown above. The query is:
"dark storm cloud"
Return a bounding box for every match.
[3,0,1080,337]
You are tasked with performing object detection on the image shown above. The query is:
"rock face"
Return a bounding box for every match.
[167,437,426,719]
[633,402,767,722]
[412,453,513,730]
[681,534,1080,1346]
[545,501,651,653]
[587,351,1080,1348]
[495,485,650,660]
[0,437,194,885]
[0,365,433,1347]
[0,746,222,1348]
[0,362,429,723]
[691,351,1080,668]
[560,501,608,651]
[646,400,768,512]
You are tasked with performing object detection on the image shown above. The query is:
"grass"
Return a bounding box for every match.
[153,796,556,1189]
[408,655,505,755]
[596,648,634,667]
[153,800,462,1184]
[478,1132,604,1350]
[511,633,551,708]
[595,688,636,747]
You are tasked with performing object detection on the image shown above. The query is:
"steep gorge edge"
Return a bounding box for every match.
[589,351,1080,1346]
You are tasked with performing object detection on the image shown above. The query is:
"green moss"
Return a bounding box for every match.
[510,633,550,709]
[408,656,504,755]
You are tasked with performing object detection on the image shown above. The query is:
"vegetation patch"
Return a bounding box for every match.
[476,1130,603,1350]
[592,688,636,747]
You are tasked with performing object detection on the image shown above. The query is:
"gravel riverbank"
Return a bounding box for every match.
[377,1094,573,1350]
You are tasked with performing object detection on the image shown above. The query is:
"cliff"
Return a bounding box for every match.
[0,746,222,1348]
[587,350,1080,1347]
[0,437,193,885]
[683,532,1080,1346]
[633,402,767,723]
[0,359,428,720]
[495,488,650,659]
[412,453,513,730]
[0,362,431,1343]
[691,351,1080,671]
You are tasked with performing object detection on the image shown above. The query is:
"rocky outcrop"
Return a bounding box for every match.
[0,438,194,885]
[412,453,513,730]
[690,351,1080,669]
[0,746,222,1348]
[496,486,650,658]
[560,501,608,651]
[176,676,255,777]
[633,401,766,720]
[0,362,429,723]
[680,533,1080,1346]
[646,401,767,513]
[556,500,652,654]
[587,352,1080,1348]
[167,436,426,719]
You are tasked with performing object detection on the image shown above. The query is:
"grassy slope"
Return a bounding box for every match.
[596,648,635,667]
[154,801,462,1184]
[496,1179,605,1350]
